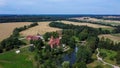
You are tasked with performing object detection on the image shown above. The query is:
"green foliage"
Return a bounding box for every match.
[29,46,35,52]
[68,37,76,48]
[99,49,117,65]
[86,36,99,53]
[0,37,25,51]
[43,32,59,41]
[30,39,44,50]
[43,32,52,41]
[72,62,87,68]
[76,46,92,63]
[62,61,70,68]
[0,22,38,52]
[99,52,107,59]
[98,38,120,51]
[116,51,120,64]
[13,22,38,33]
[94,65,103,68]
[79,28,88,41]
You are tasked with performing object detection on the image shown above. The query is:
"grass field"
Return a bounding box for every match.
[0,47,35,68]
[61,21,113,29]
[20,22,62,36]
[0,22,31,41]
[99,49,118,66]
[98,34,120,43]
[87,54,112,68]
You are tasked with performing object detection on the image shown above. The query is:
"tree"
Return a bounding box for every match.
[62,61,70,68]
[94,65,103,68]
[0,37,25,51]
[116,51,120,64]
[0,46,3,53]
[78,28,88,41]
[72,62,87,68]
[76,46,92,63]
[30,39,44,50]
[68,37,76,48]
[86,36,99,53]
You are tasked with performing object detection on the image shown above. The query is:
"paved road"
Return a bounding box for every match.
[96,48,120,68]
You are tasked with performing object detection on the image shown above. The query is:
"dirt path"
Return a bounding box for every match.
[96,48,120,68]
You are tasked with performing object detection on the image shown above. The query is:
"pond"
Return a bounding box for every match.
[63,46,78,66]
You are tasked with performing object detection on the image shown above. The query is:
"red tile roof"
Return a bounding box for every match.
[48,36,60,48]
[26,35,40,40]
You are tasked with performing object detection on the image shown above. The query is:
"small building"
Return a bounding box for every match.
[15,50,20,54]
[26,35,40,40]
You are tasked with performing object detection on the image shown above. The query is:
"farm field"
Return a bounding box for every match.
[0,22,31,41]
[61,21,113,29]
[20,22,62,36]
[98,34,120,43]
[0,47,35,68]
[72,17,120,26]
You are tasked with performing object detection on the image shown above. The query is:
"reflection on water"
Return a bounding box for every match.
[63,46,78,66]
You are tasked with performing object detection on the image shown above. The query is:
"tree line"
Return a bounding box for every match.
[0,15,66,23]
[0,22,38,53]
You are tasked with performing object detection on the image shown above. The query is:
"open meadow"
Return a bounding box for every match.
[0,22,31,41]
[0,47,35,68]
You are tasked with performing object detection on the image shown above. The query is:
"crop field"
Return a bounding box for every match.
[0,22,31,41]
[61,21,113,29]
[72,17,120,26]
[98,34,120,43]
[20,22,62,36]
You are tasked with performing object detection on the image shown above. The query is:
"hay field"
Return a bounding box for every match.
[98,34,120,43]
[20,22,62,36]
[61,21,113,29]
[0,22,31,41]
[73,17,120,25]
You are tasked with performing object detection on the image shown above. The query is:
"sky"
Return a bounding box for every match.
[0,0,120,14]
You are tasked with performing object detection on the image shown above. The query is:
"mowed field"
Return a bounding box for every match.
[0,47,35,68]
[98,34,120,43]
[61,21,113,29]
[72,17,120,26]
[0,22,31,41]
[20,22,62,36]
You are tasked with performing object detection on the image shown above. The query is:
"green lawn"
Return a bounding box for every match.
[99,49,117,65]
[101,28,114,32]
[87,54,112,68]
[0,47,35,68]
